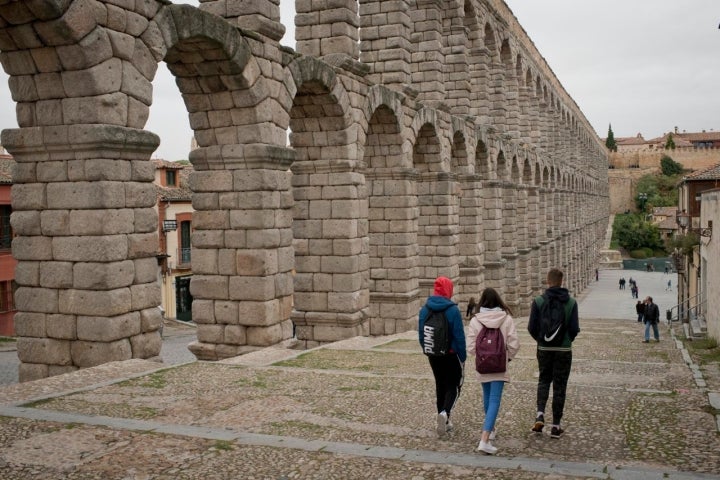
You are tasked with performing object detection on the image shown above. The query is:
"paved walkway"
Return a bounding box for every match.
[1,275,719,479]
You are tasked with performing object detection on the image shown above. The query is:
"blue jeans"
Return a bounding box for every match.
[644,321,659,341]
[481,380,505,432]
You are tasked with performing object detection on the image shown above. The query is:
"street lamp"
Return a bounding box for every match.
[676,211,712,238]
[638,192,648,212]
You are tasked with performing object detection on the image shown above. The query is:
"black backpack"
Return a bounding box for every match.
[535,294,575,347]
[422,307,451,356]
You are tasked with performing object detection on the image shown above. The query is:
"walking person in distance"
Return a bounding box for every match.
[527,268,579,439]
[418,276,467,438]
[635,300,645,323]
[643,296,660,343]
[467,287,520,455]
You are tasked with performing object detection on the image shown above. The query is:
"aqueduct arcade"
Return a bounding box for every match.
[0,0,609,381]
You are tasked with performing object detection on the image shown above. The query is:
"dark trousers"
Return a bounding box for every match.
[428,354,464,417]
[536,349,572,425]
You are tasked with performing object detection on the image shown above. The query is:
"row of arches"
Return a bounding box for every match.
[0,0,608,380]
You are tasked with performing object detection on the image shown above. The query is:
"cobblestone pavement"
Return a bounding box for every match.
[0,276,719,479]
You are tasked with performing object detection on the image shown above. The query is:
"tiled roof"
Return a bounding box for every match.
[156,165,192,201]
[683,162,720,181]
[646,134,693,147]
[657,217,677,230]
[0,155,13,184]
[616,136,646,146]
[677,131,720,142]
[152,159,186,170]
[652,206,677,216]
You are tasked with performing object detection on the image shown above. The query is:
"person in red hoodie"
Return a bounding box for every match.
[418,276,467,438]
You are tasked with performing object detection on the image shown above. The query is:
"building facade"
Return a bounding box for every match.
[0,0,609,381]
[155,160,194,322]
[0,152,16,336]
[675,163,720,335]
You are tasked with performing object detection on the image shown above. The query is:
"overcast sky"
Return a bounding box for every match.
[0,1,718,160]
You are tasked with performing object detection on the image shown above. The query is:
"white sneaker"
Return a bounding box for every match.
[446,418,454,433]
[489,429,496,441]
[477,440,497,455]
[436,411,448,437]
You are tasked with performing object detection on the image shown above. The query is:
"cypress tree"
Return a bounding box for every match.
[605,124,618,152]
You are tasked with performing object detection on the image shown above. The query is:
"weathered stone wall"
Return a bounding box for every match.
[610,148,720,170]
[0,0,609,381]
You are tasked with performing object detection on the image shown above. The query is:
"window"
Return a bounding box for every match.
[179,220,191,264]
[0,205,11,249]
[0,281,15,313]
[165,170,176,186]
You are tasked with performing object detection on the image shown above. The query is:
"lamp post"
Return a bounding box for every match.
[638,192,648,212]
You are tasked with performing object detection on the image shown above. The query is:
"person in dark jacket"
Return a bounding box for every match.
[418,276,467,438]
[527,268,579,439]
[643,296,660,342]
[635,300,645,323]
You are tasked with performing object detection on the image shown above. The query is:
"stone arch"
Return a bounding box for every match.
[284,55,369,347]
[363,93,418,336]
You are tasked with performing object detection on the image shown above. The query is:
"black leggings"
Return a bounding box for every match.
[428,354,464,417]
[536,349,572,425]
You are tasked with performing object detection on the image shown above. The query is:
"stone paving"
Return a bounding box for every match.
[0,272,719,479]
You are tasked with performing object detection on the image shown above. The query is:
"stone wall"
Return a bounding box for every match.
[610,148,720,171]
[0,0,609,381]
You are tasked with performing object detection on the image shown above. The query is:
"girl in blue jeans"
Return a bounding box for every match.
[467,288,520,455]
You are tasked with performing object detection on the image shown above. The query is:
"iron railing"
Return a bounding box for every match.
[666,292,705,324]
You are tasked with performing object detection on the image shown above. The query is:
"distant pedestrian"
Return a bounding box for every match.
[418,276,467,438]
[467,288,520,455]
[643,296,660,343]
[528,268,579,439]
[466,297,477,319]
[666,279,671,291]
[664,266,669,274]
[635,300,645,323]
[595,269,599,281]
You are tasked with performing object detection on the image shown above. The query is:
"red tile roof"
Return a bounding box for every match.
[683,162,720,181]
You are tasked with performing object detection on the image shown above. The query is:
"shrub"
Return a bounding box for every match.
[630,249,648,259]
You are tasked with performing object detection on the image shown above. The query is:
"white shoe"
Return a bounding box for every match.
[477,440,497,455]
[489,429,496,441]
[446,418,454,433]
[436,411,448,437]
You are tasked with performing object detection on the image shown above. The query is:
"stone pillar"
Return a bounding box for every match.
[538,186,551,283]
[444,22,471,115]
[458,174,485,300]
[526,185,541,296]
[469,46,491,123]
[411,0,446,104]
[516,183,531,312]
[360,0,412,89]
[489,60,507,132]
[200,0,285,41]
[4,125,162,382]
[482,180,505,289]
[296,0,360,60]
[188,145,295,360]
[417,171,460,295]
[366,167,420,335]
[290,160,370,347]
[518,78,532,145]
[504,65,521,138]
[501,181,519,308]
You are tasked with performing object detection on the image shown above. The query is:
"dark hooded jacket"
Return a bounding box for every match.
[527,286,579,350]
[418,277,467,362]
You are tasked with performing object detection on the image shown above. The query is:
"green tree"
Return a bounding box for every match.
[660,155,683,176]
[664,133,676,150]
[605,124,618,152]
[635,172,681,210]
[612,213,665,253]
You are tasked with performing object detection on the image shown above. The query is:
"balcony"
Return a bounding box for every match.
[176,248,191,269]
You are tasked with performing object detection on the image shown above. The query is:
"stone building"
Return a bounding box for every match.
[0,0,609,381]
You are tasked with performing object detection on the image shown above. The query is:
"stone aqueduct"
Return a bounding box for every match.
[0,0,609,381]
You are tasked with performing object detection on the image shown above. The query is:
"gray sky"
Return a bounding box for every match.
[0,1,718,160]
